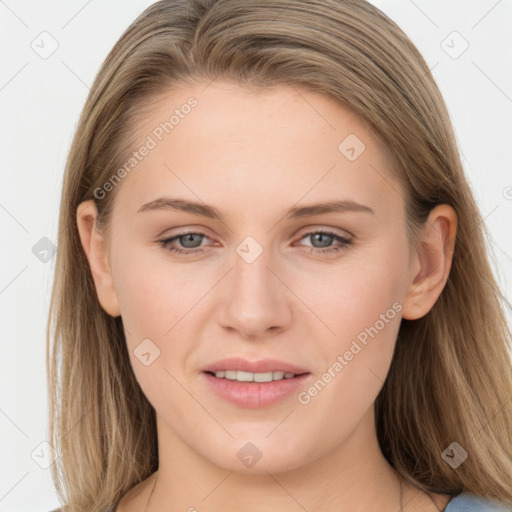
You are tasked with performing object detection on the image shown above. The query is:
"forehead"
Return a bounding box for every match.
[111,80,403,223]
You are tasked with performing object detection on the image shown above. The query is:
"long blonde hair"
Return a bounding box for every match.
[47,1,512,510]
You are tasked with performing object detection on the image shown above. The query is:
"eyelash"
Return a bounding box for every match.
[157,229,353,256]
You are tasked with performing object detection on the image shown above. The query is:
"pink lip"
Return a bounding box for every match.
[202,357,309,374]
[202,372,311,408]
[201,358,311,408]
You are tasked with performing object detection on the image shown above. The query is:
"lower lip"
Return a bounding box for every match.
[202,372,311,408]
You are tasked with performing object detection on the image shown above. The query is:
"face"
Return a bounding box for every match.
[99,81,416,474]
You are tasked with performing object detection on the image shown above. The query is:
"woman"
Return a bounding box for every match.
[47,1,512,511]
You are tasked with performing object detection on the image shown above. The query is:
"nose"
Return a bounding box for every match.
[218,245,293,339]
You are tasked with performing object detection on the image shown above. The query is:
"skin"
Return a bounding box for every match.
[77,80,457,512]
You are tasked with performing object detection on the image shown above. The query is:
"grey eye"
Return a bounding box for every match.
[178,233,204,248]
[308,232,335,248]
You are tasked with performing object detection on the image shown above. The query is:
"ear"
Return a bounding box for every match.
[76,200,121,317]
[402,204,457,320]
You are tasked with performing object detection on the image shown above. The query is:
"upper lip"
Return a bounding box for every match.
[203,357,309,375]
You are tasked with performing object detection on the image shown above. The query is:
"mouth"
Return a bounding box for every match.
[201,358,311,408]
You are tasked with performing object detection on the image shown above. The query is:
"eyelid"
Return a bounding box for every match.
[156,224,212,238]
[295,225,353,239]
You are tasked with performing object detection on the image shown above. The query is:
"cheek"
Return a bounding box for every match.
[111,244,224,399]
[291,254,405,455]
[290,233,408,412]
[111,243,215,340]
[110,247,200,411]
[297,240,407,348]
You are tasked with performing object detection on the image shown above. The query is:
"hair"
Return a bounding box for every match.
[47,0,512,510]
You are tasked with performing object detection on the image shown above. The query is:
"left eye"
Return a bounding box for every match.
[297,230,352,254]
[158,230,353,255]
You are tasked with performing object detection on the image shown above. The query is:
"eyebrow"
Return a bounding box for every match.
[137,197,375,219]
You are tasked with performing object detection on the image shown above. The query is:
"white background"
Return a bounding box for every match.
[0,1,511,510]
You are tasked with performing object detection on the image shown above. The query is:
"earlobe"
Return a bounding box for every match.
[76,200,121,317]
[402,204,457,320]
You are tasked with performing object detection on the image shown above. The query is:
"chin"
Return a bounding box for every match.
[201,435,315,475]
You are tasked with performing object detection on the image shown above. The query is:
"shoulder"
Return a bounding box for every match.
[444,491,511,511]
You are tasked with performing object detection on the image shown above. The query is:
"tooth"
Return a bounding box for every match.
[254,372,273,382]
[213,370,297,381]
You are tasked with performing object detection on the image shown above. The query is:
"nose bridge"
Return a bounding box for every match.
[233,244,272,297]
[220,238,290,337]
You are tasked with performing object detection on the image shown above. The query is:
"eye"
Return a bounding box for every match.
[295,229,353,254]
[158,230,211,255]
